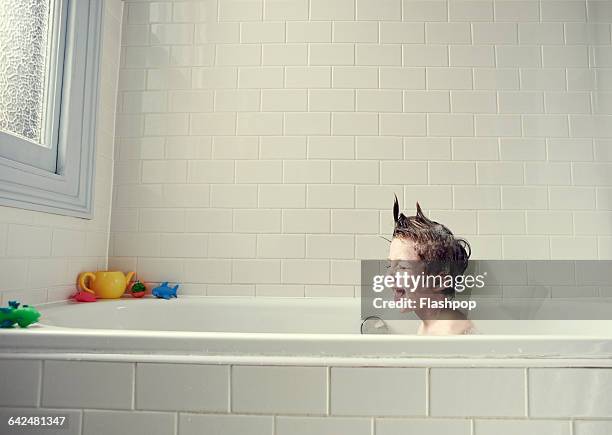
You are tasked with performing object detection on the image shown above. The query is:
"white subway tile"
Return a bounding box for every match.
[499,91,544,114]
[381,67,425,89]
[216,44,261,66]
[309,89,355,111]
[497,46,542,67]
[475,420,570,435]
[310,44,355,66]
[494,1,540,21]
[208,234,256,258]
[542,0,586,21]
[232,366,327,413]
[427,68,472,90]
[431,368,525,417]
[150,23,194,45]
[333,66,378,88]
[450,45,495,67]
[333,113,379,135]
[426,23,471,44]
[451,91,497,113]
[530,369,612,417]
[307,185,355,208]
[519,23,564,44]
[236,160,283,183]
[262,90,308,111]
[83,411,174,435]
[288,22,332,43]
[356,137,403,159]
[356,0,402,20]
[278,417,371,435]
[137,364,229,411]
[210,184,258,208]
[334,22,379,43]
[283,209,330,232]
[428,114,474,136]
[405,91,450,112]
[238,67,284,88]
[264,0,309,20]
[574,421,612,435]
[403,0,448,21]
[286,66,331,88]
[331,368,426,416]
[311,0,355,20]
[215,89,261,111]
[520,68,565,91]
[284,160,331,183]
[262,44,308,66]
[331,209,380,234]
[213,137,258,159]
[356,44,403,66]
[43,361,133,409]
[234,209,281,232]
[259,184,307,207]
[430,161,476,184]
[357,90,403,112]
[405,137,452,160]
[285,113,331,135]
[380,114,426,136]
[377,419,471,435]
[232,259,281,282]
[404,45,448,67]
[454,186,501,209]
[332,161,380,184]
[479,211,526,234]
[309,137,355,159]
[449,0,493,21]
[381,22,425,43]
[257,235,305,258]
[241,22,285,43]
[525,162,571,185]
[477,162,523,184]
[473,23,517,44]
[526,211,572,235]
[475,115,522,137]
[406,185,453,210]
[0,360,41,407]
[502,186,548,209]
[180,414,273,435]
[474,68,519,90]
[260,137,307,158]
[7,225,52,257]
[237,112,283,135]
[306,234,354,258]
[219,0,263,20]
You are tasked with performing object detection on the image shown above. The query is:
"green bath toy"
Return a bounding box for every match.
[0,301,41,328]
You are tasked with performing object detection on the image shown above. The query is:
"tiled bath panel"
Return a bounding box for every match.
[2,359,612,434]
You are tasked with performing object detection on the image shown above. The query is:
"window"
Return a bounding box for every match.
[0,0,103,218]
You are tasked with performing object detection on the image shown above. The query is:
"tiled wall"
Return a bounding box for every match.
[110,0,612,297]
[0,0,124,305]
[3,358,612,434]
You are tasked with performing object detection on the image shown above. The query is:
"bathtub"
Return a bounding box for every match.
[2,297,612,434]
[1,297,612,366]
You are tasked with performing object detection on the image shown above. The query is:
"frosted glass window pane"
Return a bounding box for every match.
[0,0,52,145]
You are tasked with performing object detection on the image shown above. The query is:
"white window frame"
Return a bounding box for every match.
[0,0,103,219]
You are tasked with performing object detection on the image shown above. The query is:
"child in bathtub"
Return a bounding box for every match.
[388,197,476,335]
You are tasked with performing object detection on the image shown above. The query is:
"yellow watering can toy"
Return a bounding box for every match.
[77,271,136,299]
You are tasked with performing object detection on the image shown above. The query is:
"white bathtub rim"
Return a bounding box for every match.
[3,352,612,368]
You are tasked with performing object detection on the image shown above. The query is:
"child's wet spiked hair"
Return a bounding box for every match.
[392,195,471,294]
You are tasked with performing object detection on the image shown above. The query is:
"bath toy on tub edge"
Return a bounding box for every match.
[130,280,146,298]
[0,301,41,328]
[152,282,179,300]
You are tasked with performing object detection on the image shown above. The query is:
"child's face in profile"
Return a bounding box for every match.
[388,237,447,313]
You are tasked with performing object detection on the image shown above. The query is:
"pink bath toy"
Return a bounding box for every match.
[72,290,97,302]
